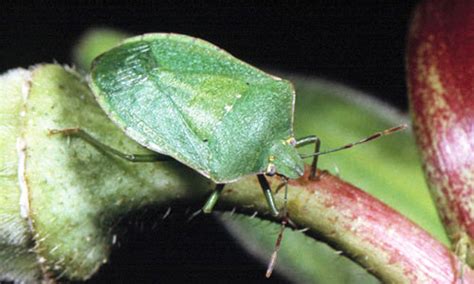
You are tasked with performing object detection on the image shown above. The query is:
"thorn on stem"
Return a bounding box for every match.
[187,209,202,222]
[162,207,171,220]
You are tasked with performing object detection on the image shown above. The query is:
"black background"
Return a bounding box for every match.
[2,1,418,283]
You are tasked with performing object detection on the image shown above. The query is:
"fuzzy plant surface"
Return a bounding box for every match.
[0,27,469,283]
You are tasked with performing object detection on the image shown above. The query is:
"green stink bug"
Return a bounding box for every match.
[53,33,405,217]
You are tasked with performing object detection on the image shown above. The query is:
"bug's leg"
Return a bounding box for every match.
[202,184,225,214]
[266,178,289,278]
[257,174,279,217]
[49,128,170,162]
[295,135,321,179]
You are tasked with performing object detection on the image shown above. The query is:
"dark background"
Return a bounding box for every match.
[2,1,418,283]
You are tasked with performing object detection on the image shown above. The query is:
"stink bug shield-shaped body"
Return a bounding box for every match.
[86,33,405,215]
[90,33,305,215]
[90,33,304,183]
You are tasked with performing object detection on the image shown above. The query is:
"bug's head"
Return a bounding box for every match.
[266,138,304,179]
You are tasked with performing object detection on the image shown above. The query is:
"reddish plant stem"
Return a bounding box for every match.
[220,167,474,283]
[406,0,474,265]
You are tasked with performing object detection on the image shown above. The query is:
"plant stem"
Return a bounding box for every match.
[217,169,473,283]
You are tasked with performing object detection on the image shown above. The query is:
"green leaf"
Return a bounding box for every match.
[293,78,446,243]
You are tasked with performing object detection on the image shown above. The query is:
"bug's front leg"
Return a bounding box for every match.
[48,128,170,162]
[257,174,279,217]
[295,135,321,180]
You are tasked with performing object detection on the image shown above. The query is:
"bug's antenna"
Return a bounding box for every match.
[300,124,407,159]
[266,177,289,278]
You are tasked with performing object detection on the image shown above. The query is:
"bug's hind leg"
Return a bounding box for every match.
[257,174,279,217]
[295,135,321,179]
[202,184,225,214]
[49,128,170,162]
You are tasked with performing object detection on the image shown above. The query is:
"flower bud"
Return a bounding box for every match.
[407,0,474,265]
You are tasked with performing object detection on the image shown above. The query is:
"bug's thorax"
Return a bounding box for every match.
[265,137,304,179]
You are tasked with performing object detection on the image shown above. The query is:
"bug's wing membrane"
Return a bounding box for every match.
[91,41,210,176]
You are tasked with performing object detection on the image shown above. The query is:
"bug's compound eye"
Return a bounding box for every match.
[286,137,297,147]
